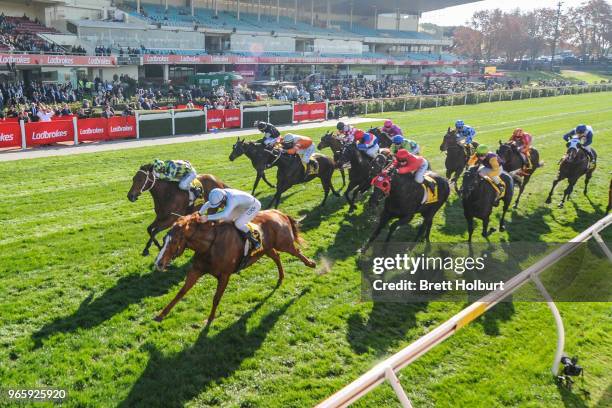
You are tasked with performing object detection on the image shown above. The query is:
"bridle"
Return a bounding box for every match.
[137,169,156,193]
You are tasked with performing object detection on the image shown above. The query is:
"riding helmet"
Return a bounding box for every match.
[283,134,296,144]
[336,122,346,131]
[384,120,393,128]
[476,145,489,155]
[512,128,524,138]
[208,188,227,208]
[576,124,587,134]
[455,120,465,128]
[257,122,267,131]
[392,135,404,145]
[153,159,165,172]
[396,149,410,161]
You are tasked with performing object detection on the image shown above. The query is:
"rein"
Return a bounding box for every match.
[138,169,156,193]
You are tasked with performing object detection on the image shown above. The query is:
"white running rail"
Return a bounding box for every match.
[317,213,612,408]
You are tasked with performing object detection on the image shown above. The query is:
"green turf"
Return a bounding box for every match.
[1,92,611,407]
[503,69,611,84]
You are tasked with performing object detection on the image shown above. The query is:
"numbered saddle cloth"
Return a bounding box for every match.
[483,176,505,201]
[244,222,264,257]
[189,178,204,206]
[421,175,439,204]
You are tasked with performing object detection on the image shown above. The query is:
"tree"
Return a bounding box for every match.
[451,26,484,60]
[471,9,504,60]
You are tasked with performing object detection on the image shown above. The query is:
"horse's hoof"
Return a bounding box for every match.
[545,198,552,204]
[153,315,163,322]
[142,249,150,257]
[558,203,564,209]
[306,260,316,268]
[500,225,506,232]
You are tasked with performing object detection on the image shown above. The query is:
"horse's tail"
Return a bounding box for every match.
[287,215,305,246]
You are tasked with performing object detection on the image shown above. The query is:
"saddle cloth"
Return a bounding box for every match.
[420,174,439,204]
[243,222,264,257]
[483,176,506,201]
[189,179,204,206]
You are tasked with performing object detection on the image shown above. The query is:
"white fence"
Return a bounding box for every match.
[317,213,612,408]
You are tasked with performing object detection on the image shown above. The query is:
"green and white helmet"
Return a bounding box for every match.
[153,159,165,172]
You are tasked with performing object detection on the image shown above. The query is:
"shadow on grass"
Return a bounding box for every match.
[557,381,590,408]
[31,266,186,349]
[593,382,611,408]
[298,193,347,233]
[118,289,305,408]
[439,195,466,237]
[346,302,428,355]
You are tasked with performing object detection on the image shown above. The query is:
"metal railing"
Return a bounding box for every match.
[317,213,612,408]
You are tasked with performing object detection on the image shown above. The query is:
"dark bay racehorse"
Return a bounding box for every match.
[361,172,450,251]
[127,164,227,256]
[497,141,542,209]
[317,131,346,189]
[440,128,478,188]
[153,211,315,325]
[337,143,376,213]
[545,138,596,208]
[267,150,340,208]
[460,166,514,241]
[368,127,393,148]
[229,138,276,195]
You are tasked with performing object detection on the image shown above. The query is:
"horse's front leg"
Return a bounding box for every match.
[482,215,495,238]
[545,176,561,204]
[361,212,392,252]
[513,175,529,209]
[261,171,276,188]
[205,274,231,326]
[251,172,263,195]
[385,213,415,242]
[560,178,577,208]
[584,170,594,196]
[154,268,202,322]
[143,223,161,256]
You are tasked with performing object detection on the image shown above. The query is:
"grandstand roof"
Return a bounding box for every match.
[327,0,479,15]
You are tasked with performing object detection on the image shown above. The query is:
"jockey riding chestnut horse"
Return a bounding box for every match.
[153,201,316,325]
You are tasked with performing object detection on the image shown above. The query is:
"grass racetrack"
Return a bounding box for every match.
[1,92,611,407]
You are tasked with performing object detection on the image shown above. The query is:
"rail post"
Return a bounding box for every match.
[464,93,468,105]
[531,275,565,375]
[135,111,140,139]
[403,98,406,111]
[418,97,422,109]
[488,91,492,103]
[20,119,26,149]
[435,95,439,107]
[72,116,78,145]
[171,109,175,135]
[381,99,384,113]
[384,366,413,408]
[476,92,479,104]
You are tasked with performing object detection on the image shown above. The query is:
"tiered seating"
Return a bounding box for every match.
[0,16,63,53]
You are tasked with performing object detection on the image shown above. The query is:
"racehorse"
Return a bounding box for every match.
[440,128,478,188]
[337,142,376,212]
[229,138,276,195]
[266,149,340,209]
[127,164,227,256]
[368,127,393,148]
[153,211,316,325]
[317,131,346,189]
[460,166,514,241]
[361,172,450,251]
[545,137,596,208]
[497,141,542,209]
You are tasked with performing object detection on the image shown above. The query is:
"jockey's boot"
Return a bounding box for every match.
[245,230,261,251]
[191,185,203,200]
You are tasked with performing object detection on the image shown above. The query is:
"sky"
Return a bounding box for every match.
[421,0,587,26]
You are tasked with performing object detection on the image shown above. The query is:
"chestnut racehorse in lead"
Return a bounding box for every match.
[153,211,316,325]
[127,164,227,256]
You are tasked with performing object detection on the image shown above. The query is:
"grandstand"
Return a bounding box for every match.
[0,0,476,82]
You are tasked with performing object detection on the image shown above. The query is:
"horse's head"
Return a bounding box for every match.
[369,173,391,208]
[370,153,389,175]
[127,164,154,202]
[338,142,356,166]
[440,127,457,152]
[565,137,581,162]
[318,131,334,150]
[229,137,246,161]
[460,166,480,199]
[496,141,513,162]
[154,214,199,271]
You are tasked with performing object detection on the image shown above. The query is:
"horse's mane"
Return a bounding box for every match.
[140,163,153,171]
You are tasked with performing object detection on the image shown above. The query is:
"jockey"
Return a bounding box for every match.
[563,124,595,164]
[468,145,504,192]
[509,128,533,168]
[199,188,262,250]
[382,120,403,137]
[281,134,315,171]
[455,120,477,153]
[356,132,380,159]
[336,121,359,143]
[389,149,433,190]
[152,159,197,192]
[257,121,280,147]
[391,135,420,155]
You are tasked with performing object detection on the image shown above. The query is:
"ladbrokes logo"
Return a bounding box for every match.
[0,54,31,64]
[225,115,239,122]
[0,132,15,141]
[145,55,169,63]
[86,57,113,65]
[32,130,68,140]
[47,56,75,65]
[110,125,134,133]
[79,127,105,135]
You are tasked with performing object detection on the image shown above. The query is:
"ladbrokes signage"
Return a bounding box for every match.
[25,121,73,146]
[0,122,21,148]
[0,54,116,67]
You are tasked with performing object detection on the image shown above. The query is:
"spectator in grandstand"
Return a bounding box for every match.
[36,106,54,122]
[101,105,115,119]
[76,107,89,119]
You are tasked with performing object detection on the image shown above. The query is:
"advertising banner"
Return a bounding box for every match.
[0,54,116,67]
[308,103,327,121]
[206,109,224,130]
[25,120,73,146]
[107,116,137,139]
[77,118,108,141]
[223,109,241,129]
[293,103,310,122]
[0,122,22,148]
